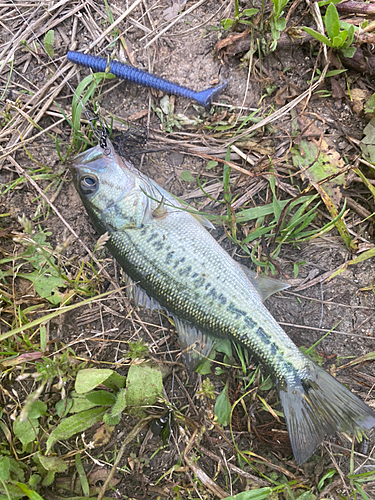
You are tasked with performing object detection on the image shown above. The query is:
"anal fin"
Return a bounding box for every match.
[173,317,219,371]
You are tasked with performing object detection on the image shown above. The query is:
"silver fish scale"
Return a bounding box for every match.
[107,207,308,381]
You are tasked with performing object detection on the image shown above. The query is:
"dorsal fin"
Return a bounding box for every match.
[240,265,290,301]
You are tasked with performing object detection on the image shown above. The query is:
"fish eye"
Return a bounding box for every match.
[80,175,98,195]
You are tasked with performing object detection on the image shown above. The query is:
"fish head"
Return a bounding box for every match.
[71,140,136,216]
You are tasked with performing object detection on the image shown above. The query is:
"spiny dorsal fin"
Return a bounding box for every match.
[240,265,290,301]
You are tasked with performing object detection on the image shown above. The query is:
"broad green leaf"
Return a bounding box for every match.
[179,170,195,182]
[345,24,355,46]
[55,397,73,417]
[195,348,217,374]
[325,3,340,40]
[206,160,218,170]
[0,456,10,481]
[341,46,356,58]
[38,454,67,473]
[332,32,347,48]
[28,474,40,487]
[102,371,126,390]
[46,407,106,453]
[111,387,127,417]
[275,17,286,31]
[221,18,234,29]
[339,20,359,31]
[214,382,231,426]
[42,470,55,487]
[292,139,346,206]
[223,487,272,499]
[103,412,121,426]
[365,93,375,114]
[243,8,259,16]
[85,390,116,406]
[43,30,54,58]
[68,394,98,414]
[75,368,114,394]
[360,116,375,163]
[259,376,273,391]
[0,484,29,500]
[15,483,44,500]
[17,270,67,305]
[303,27,333,47]
[214,339,233,358]
[125,364,163,411]
[13,401,47,450]
[8,458,25,483]
[271,0,289,18]
[13,418,36,448]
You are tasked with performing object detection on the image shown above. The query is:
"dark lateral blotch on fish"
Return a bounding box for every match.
[67,51,228,108]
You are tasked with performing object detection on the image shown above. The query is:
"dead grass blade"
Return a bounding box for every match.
[182,428,228,499]
[97,416,154,500]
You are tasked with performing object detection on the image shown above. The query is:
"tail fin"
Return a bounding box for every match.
[277,361,375,465]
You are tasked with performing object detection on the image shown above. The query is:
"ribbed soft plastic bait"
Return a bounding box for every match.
[67,51,227,107]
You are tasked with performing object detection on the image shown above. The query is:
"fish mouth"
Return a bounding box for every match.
[69,141,116,179]
[71,144,106,167]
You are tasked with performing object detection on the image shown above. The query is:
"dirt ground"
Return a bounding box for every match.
[1,0,375,499]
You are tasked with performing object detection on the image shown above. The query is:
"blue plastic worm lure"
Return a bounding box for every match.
[67,51,227,108]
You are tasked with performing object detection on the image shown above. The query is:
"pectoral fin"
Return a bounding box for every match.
[190,212,215,229]
[123,274,162,312]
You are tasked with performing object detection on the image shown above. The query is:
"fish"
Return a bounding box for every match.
[71,140,375,465]
[67,51,228,108]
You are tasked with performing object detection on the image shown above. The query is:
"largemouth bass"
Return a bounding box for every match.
[72,140,375,464]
